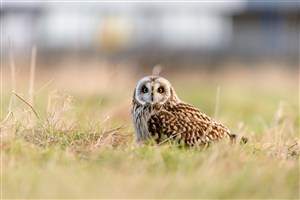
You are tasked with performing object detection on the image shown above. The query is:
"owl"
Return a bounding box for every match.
[131,76,247,146]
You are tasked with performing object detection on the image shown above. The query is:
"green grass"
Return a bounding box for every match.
[2,137,299,198]
[1,71,299,199]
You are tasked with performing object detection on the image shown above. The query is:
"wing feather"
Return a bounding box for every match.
[147,102,231,146]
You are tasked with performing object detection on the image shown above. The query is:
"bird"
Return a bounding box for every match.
[131,76,247,146]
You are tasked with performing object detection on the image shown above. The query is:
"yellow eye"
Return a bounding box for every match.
[157,87,164,93]
[142,86,148,93]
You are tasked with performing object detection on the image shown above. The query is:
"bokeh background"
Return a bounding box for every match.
[1,1,299,126]
[1,1,299,66]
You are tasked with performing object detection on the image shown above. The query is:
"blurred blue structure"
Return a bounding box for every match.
[1,1,299,67]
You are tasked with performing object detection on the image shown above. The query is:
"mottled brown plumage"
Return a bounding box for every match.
[132,76,245,146]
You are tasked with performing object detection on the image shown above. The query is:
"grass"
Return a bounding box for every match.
[1,63,299,199]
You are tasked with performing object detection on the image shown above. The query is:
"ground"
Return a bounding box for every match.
[1,60,299,198]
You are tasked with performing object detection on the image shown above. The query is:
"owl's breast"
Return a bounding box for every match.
[132,104,162,143]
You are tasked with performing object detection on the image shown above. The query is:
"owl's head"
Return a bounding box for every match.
[133,76,179,105]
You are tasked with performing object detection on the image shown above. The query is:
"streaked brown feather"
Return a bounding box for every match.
[147,101,231,146]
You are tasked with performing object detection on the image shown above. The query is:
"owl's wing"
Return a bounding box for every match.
[147,102,231,146]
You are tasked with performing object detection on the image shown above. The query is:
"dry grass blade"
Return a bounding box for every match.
[152,64,162,76]
[214,86,220,120]
[12,91,39,119]
[34,78,55,96]
[28,46,37,105]
[158,132,182,146]
[8,38,16,110]
[7,78,56,115]
[1,110,12,126]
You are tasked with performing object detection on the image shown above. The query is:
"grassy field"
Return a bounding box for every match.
[1,62,299,199]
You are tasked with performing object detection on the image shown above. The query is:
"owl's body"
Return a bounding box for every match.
[132,76,241,146]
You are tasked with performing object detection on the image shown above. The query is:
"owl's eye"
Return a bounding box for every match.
[157,87,164,93]
[141,86,148,93]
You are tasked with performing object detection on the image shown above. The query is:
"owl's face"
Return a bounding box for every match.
[134,76,173,105]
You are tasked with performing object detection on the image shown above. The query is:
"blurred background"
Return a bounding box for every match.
[1,1,299,67]
[1,1,299,129]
